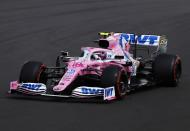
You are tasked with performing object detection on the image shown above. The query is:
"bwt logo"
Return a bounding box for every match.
[22,83,41,90]
[104,87,113,97]
[81,88,104,95]
[120,33,159,45]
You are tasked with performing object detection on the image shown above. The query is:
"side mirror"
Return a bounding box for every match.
[126,61,132,66]
[114,56,124,59]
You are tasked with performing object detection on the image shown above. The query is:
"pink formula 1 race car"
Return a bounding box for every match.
[9,32,182,101]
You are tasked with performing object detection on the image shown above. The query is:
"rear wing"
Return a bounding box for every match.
[98,32,168,53]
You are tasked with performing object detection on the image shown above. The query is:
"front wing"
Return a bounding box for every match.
[9,81,116,101]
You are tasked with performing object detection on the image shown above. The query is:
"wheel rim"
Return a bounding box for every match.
[37,64,46,83]
[173,58,181,84]
[117,72,128,96]
[174,63,181,82]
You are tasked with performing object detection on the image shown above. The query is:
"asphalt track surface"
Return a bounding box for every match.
[0,0,190,131]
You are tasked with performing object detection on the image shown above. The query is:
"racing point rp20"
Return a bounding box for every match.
[9,32,182,101]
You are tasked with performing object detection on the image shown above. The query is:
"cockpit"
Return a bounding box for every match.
[91,51,107,60]
[80,47,115,61]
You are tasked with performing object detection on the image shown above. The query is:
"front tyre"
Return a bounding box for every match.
[19,61,47,84]
[101,66,128,99]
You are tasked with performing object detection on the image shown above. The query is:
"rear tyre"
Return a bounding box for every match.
[101,66,128,99]
[153,54,182,87]
[19,61,47,84]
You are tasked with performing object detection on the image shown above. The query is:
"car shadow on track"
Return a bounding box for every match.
[5,93,112,104]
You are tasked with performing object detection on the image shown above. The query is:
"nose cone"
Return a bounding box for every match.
[53,61,87,93]
[53,85,65,92]
[53,68,81,92]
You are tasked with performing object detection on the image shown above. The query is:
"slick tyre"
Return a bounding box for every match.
[19,61,47,84]
[153,54,182,87]
[101,66,128,99]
